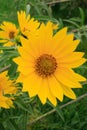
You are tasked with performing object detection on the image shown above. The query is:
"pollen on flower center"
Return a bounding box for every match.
[9,31,15,39]
[35,54,57,78]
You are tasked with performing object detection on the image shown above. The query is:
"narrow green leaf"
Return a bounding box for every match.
[26,4,31,16]
[34,15,59,23]
[14,97,31,114]
[55,105,65,122]
[79,7,85,26]
[63,19,80,28]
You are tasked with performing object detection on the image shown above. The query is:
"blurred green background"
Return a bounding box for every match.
[0,0,87,130]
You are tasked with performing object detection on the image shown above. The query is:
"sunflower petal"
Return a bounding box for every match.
[48,76,63,101]
[61,85,76,99]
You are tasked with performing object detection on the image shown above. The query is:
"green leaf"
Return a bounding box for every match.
[26,4,31,16]
[79,7,85,26]
[55,105,65,122]
[63,19,80,28]
[34,15,59,23]
[0,46,16,50]
[14,96,32,114]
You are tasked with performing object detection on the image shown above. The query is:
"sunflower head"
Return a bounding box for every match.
[14,22,86,106]
[0,21,19,46]
[17,10,40,38]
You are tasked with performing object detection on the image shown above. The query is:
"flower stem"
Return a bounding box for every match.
[0,64,11,73]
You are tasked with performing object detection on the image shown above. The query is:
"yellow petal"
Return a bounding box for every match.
[61,85,76,99]
[4,41,15,46]
[55,68,82,88]
[48,76,63,101]
[18,47,35,61]
[62,68,86,82]
[13,57,28,66]
[0,96,13,109]
[19,66,34,76]
[60,58,86,68]
[72,72,86,81]
[57,40,80,58]
[0,31,8,39]
[0,39,8,43]
[0,71,17,95]
[38,79,49,104]
[47,92,57,106]
[53,33,74,56]
[38,79,57,105]
[20,36,40,58]
[53,27,67,43]
[58,52,85,63]
[23,73,42,97]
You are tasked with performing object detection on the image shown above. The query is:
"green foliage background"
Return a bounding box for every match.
[0,0,87,130]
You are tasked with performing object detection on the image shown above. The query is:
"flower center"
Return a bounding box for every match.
[35,54,57,78]
[9,31,15,39]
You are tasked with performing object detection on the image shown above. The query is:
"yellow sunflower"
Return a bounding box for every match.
[17,10,40,38]
[0,21,19,46]
[0,71,17,108]
[14,22,86,106]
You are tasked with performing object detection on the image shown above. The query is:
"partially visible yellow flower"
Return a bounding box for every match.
[0,71,17,108]
[17,10,40,38]
[14,22,86,106]
[0,22,19,46]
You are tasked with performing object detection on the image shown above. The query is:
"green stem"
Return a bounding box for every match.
[0,64,11,73]
[46,0,70,5]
